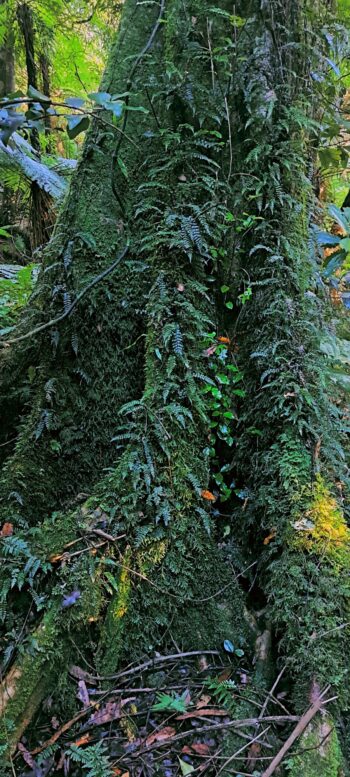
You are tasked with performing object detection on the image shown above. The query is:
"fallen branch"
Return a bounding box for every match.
[95,649,221,681]
[129,715,299,758]
[261,686,331,777]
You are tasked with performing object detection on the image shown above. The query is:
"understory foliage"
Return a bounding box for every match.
[0,0,349,774]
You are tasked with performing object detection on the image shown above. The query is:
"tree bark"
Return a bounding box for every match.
[16,3,55,248]
[0,0,247,759]
[0,0,348,773]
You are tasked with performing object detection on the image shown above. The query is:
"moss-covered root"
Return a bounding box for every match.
[0,607,63,757]
[287,716,344,777]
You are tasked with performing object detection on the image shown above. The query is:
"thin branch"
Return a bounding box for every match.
[258,666,286,720]
[103,650,221,681]
[261,687,331,777]
[216,726,271,776]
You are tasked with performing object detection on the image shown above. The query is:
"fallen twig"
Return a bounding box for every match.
[96,650,221,681]
[128,715,299,758]
[261,686,331,777]
[216,726,271,776]
[258,666,286,721]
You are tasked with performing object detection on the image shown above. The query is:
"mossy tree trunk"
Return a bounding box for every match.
[0,0,247,759]
[0,0,348,773]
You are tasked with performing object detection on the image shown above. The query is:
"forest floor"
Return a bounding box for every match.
[14,648,334,777]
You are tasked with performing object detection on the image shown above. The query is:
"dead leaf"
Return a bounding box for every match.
[203,344,217,357]
[246,741,261,771]
[201,490,216,502]
[263,529,276,545]
[176,708,227,720]
[218,668,232,682]
[89,701,121,726]
[18,743,35,767]
[77,680,90,707]
[0,522,13,537]
[177,283,185,292]
[72,733,91,747]
[48,553,63,563]
[196,695,211,709]
[198,656,208,672]
[145,726,176,746]
[182,743,211,756]
[192,743,210,755]
[69,665,96,685]
[217,336,230,344]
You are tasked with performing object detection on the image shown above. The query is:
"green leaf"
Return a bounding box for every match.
[88,91,111,105]
[118,158,129,178]
[220,285,230,293]
[108,100,124,118]
[225,301,233,309]
[125,104,149,114]
[323,249,346,278]
[65,97,85,109]
[66,114,90,139]
[178,758,194,776]
[314,230,340,247]
[152,692,188,713]
[328,204,350,234]
[339,237,350,252]
[27,85,50,103]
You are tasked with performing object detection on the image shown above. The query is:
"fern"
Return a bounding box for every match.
[68,742,113,777]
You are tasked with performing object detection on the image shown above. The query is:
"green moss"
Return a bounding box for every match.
[291,475,350,568]
[96,548,132,677]
[287,718,344,777]
[0,606,63,755]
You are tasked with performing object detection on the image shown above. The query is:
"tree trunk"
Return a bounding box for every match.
[0,0,348,773]
[0,0,14,97]
[0,0,247,759]
[16,3,55,248]
[0,0,15,226]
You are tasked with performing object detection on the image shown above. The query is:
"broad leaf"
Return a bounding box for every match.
[27,85,50,103]
[328,204,350,234]
[67,114,90,139]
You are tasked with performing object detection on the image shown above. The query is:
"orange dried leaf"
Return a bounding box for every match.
[72,733,91,747]
[218,668,232,682]
[145,726,176,746]
[0,522,13,537]
[190,743,211,755]
[217,336,230,344]
[263,529,276,545]
[196,695,211,709]
[48,553,62,563]
[201,490,216,502]
[176,708,227,720]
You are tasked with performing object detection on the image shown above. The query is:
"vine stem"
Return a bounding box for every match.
[0,243,129,346]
